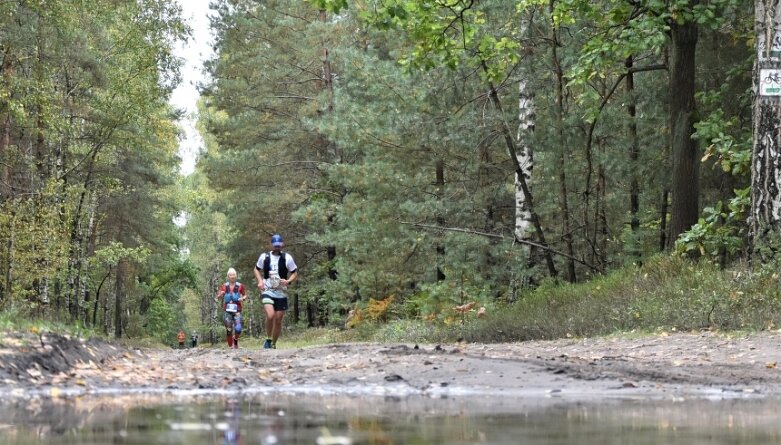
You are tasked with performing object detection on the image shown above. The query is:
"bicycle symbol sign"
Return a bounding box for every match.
[760,69,781,96]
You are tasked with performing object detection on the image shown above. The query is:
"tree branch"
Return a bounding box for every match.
[402,221,599,271]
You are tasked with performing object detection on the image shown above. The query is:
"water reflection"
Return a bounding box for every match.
[2,394,781,444]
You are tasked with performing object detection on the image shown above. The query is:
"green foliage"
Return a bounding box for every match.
[349,0,520,82]
[0,0,189,338]
[695,91,752,176]
[144,297,175,343]
[307,0,348,13]
[92,242,151,268]
[674,188,749,259]
[678,66,752,261]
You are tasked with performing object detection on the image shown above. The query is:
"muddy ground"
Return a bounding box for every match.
[2,329,781,400]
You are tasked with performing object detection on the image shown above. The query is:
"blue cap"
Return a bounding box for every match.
[271,234,283,247]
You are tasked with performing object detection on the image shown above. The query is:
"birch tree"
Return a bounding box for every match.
[514,14,535,242]
[751,0,781,258]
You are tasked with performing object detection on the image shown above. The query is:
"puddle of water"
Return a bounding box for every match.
[1,393,780,444]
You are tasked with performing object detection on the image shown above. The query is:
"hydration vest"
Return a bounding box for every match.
[263,252,288,279]
[224,282,242,303]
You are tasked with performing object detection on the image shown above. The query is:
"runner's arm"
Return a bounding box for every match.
[254,265,265,290]
[282,270,297,286]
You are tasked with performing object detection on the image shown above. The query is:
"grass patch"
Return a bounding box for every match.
[279,320,458,347]
[281,326,360,348]
[459,254,781,343]
[0,303,102,339]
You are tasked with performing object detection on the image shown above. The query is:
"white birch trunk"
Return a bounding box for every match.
[78,190,98,315]
[751,0,781,253]
[514,19,535,241]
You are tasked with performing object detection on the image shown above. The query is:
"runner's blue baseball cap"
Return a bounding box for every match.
[271,234,283,247]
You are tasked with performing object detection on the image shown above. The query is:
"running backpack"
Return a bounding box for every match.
[224,282,242,302]
[262,252,288,279]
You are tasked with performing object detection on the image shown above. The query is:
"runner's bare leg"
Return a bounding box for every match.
[272,311,285,343]
[263,303,275,340]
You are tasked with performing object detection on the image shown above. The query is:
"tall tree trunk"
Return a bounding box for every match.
[92,266,110,328]
[597,141,609,265]
[668,8,700,243]
[626,56,641,238]
[207,264,220,344]
[78,191,98,323]
[0,46,13,200]
[515,18,535,242]
[319,9,339,284]
[660,189,670,251]
[67,148,99,319]
[483,65,556,278]
[592,138,608,272]
[114,258,127,339]
[750,0,781,257]
[4,208,14,302]
[35,112,46,185]
[551,11,576,282]
[435,158,446,281]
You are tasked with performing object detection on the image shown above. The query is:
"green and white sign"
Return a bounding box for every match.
[760,69,781,96]
[758,34,781,61]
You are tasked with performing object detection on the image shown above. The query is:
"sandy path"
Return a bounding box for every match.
[2,330,781,400]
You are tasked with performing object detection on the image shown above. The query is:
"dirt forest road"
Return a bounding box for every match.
[2,330,781,401]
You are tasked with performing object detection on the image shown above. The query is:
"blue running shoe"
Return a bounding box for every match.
[263,339,272,349]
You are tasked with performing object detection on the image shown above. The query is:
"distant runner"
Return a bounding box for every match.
[216,267,247,349]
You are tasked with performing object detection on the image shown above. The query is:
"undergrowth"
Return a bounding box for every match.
[5,254,781,347]
[0,303,99,339]
[335,254,781,345]
[459,254,781,343]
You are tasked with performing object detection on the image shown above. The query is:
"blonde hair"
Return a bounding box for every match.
[226,268,237,278]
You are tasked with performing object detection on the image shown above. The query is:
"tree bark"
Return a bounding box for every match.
[67,149,98,320]
[626,56,641,236]
[750,0,781,257]
[435,158,446,281]
[593,138,608,272]
[114,258,127,339]
[515,18,535,241]
[551,14,576,282]
[484,66,557,278]
[0,46,13,200]
[319,9,339,283]
[93,266,110,328]
[668,7,700,243]
[3,208,14,302]
[660,189,670,251]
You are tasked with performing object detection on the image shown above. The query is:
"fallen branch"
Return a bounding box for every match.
[401,221,599,271]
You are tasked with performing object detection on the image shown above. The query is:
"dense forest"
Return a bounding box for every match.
[2,0,780,344]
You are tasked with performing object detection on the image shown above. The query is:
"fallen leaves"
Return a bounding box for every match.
[452,302,487,318]
[453,302,476,313]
